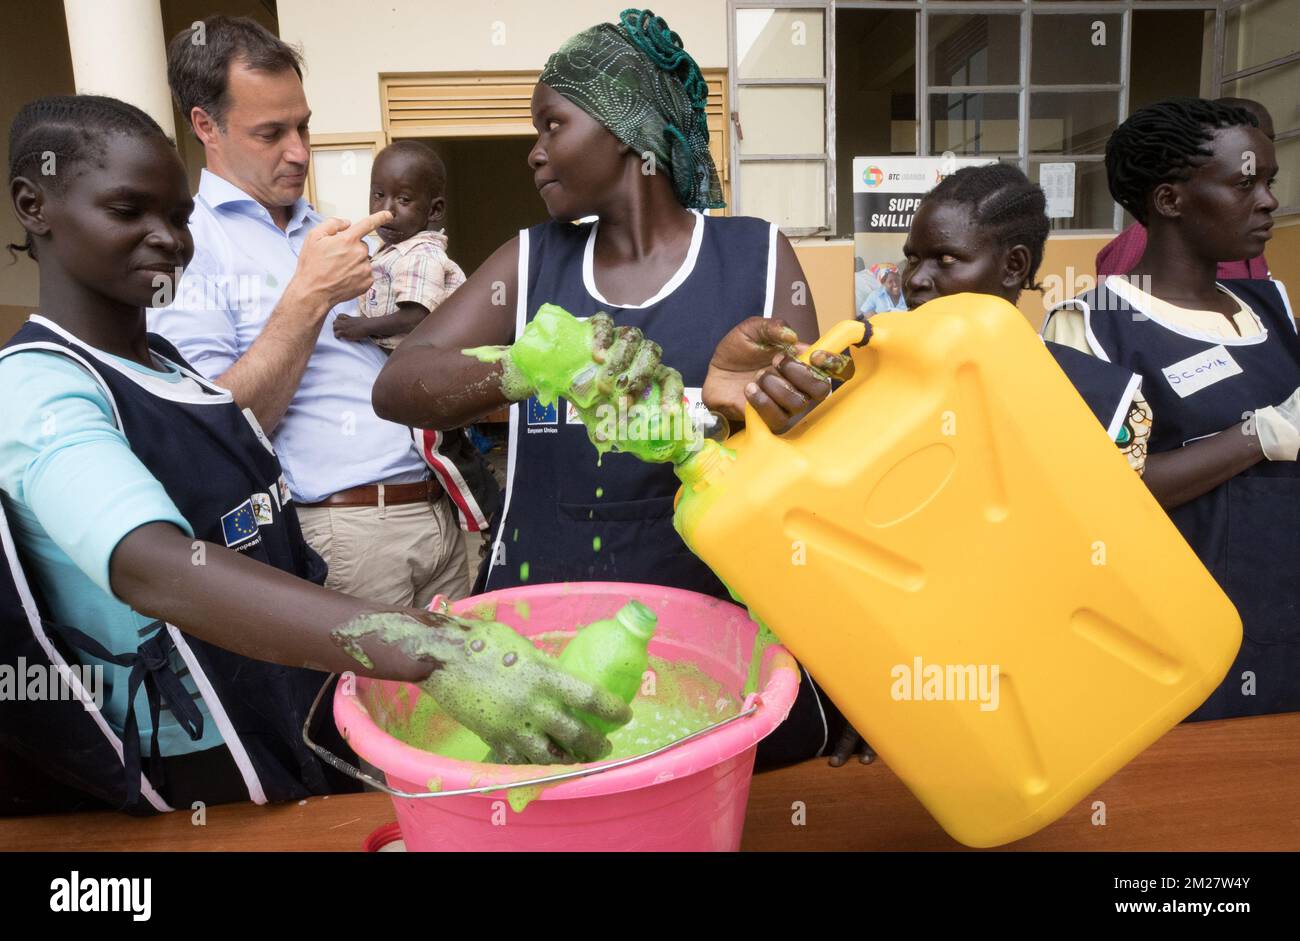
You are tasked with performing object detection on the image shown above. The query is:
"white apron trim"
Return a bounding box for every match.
[0,501,173,812]
[581,210,704,310]
[165,624,266,804]
[484,228,530,590]
[3,323,268,806]
[763,223,778,319]
[1108,372,1143,442]
[1101,276,1269,348]
[1043,298,1113,364]
[28,315,233,404]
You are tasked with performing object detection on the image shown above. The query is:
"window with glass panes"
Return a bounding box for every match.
[729,1,1268,236]
[1219,0,1300,213]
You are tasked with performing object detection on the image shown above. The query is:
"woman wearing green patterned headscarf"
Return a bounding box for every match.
[376,9,854,770]
[538,8,723,211]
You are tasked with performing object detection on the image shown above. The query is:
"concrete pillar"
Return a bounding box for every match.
[62,0,175,137]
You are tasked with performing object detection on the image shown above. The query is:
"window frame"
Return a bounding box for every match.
[305,132,386,216]
[729,0,1239,236]
[1217,0,1300,215]
[730,0,838,236]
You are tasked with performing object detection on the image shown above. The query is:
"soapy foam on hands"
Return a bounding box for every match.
[386,635,740,764]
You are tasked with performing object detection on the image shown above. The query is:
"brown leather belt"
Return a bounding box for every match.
[300,479,436,509]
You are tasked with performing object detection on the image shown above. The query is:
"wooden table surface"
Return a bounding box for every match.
[3,713,1297,852]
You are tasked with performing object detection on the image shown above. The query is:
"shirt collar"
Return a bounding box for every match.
[197,168,317,233]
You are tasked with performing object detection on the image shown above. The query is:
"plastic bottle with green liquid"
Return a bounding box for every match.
[558,601,659,734]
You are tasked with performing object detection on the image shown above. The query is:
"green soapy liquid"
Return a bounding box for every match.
[519,561,530,582]
[595,487,604,498]
[507,785,545,813]
[744,619,780,697]
[466,304,703,465]
[514,601,531,621]
[382,639,740,811]
[463,346,508,363]
[578,375,701,465]
[462,345,534,404]
[593,536,602,551]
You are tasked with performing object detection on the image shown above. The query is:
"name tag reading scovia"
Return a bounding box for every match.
[1162,345,1243,398]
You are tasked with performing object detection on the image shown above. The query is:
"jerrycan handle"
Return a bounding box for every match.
[742,318,869,438]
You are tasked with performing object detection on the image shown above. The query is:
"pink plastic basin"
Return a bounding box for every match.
[334,581,800,851]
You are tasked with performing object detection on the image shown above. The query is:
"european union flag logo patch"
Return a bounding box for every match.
[527,396,557,425]
[221,499,259,547]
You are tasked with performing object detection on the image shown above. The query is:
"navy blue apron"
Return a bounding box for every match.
[1045,341,1141,442]
[478,213,774,596]
[0,318,358,814]
[476,214,842,763]
[1044,278,1300,720]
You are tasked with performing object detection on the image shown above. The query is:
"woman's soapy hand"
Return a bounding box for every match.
[500,305,670,412]
[581,311,676,408]
[332,610,630,764]
[704,317,857,432]
[422,617,633,764]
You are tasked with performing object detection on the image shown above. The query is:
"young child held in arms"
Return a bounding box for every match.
[333,141,465,351]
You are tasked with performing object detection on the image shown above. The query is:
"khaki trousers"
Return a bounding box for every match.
[297,491,470,608]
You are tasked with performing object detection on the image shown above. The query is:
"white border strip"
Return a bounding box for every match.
[484,228,530,591]
[805,667,829,758]
[1044,299,1112,363]
[165,624,265,804]
[1107,372,1143,442]
[29,315,233,404]
[1103,276,1269,347]
[763,223,778,319]
[3,330,266,805]
[0,370,171,812]
[582,211,705,310]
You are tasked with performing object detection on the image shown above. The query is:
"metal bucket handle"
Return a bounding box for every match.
[302,673,762,800]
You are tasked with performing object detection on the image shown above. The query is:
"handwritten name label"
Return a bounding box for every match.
[1162,345,1243,398]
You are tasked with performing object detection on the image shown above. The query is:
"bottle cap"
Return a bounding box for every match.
[615,600,658,641]
[674,438,731,486]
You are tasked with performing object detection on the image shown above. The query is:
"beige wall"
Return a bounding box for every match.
[0,1,76,312]
[0,0,278,316]
[277,0,728,136]
[794,216,1300,339]
[160,0,280,191]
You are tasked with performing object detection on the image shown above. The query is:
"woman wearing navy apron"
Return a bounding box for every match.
[1,96,628,814]
[1043,98,1299,720]
[376,11,856,766]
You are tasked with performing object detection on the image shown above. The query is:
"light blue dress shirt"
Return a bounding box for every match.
[147,170,426,503]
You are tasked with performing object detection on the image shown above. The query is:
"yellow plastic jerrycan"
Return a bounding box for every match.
[673,294,1241,848]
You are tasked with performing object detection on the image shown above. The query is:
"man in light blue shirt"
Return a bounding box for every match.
[149,16,467,606]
